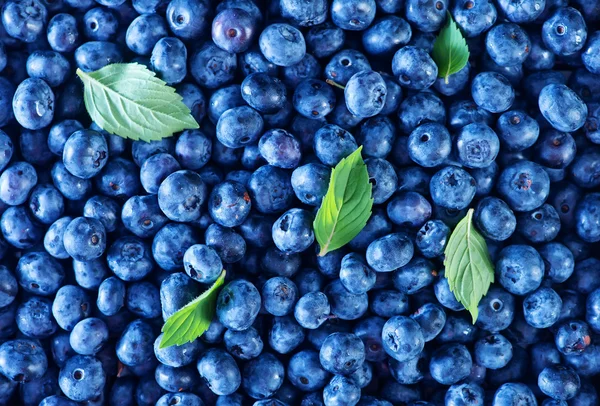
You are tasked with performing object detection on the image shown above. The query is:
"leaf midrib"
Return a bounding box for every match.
[77,68,193,128]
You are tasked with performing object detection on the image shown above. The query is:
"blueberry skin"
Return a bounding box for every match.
[288,350,330,391]
[294,291,331,329]
[398,92,446,134]
[272,208,314,254]
[26,51,70,87]
[62,129,109,179]
[160,272,201,322]
[175,130,211,170]
[493,383,537,406]
[571,150,600,189]
[539,242,574,283]
[497,0,545,22]
[47,13,79,53]
[445,383,485,406]
[243,353,285,400]
[392,257,436,295]
[369,289,409,318]
[51,285,91,331]
[582,31,600,74]
[392,46,438,90]
[387,192,431,229]
[139,153,181,195]
[525,32,555,70]
[434,62,470,96]
[261,277,298,317]
[471,72,514,113]
[313,124,358,167]
[430,166,477,210]
[538,365,581,401]
[153,223,199,272]
[39,395,78,406]
[74,41,123,72]
[69,318,109,356]
[339,253,376,295]
[208,180,250,227]
[217,279,261,331]
[382,316,424,362]
[259,24,306,67]
[474,334,513,370]
[474,197,517,241]
[205,223,246,263]
[48,120,84,157]
[1,206,44,249]
[415,220,450,258]
[151,37,187,85]
[323,375,360,406]
[17,251,64,296]
[157,170,207,222]
[197,349,241,396]
[0,339,47,382]
[212,8,256,54]
[177,83,207,125]
[116,319,155,367]
[293,79,336,120]
[0,161,37,206]
[388,352,427,384]
[344,71,387,118]
[166,0,210,40]
[366,233,414,273]
[122,195,168,239]
[240,47,279,78]
[408,122,451,168]
[63,217,106,262]
[497,160,550,212]
[58,355,106,402]
[411,303,446,342]
[2,0,47,43]
[539,84,587,132]
[319,332,365,375]
[126,281,161,319]
[96,277,125,316]
[555,320,592,356]
[259,129,302,169]
[217,106,264,149]
[362,16,412,56]
[575,193,600,242]
[448,100,493,132]
[208,85,245,124]
[517,204,561,243]
[430,343,472,385]
[269,315,305,354]
[224,327,263,360]
[83,7,119,41]
[542,7,587,56]
[324,280,369,320]
[475,286,515,332]
[485,23,531,67]
[0,266,17,308]
[523,287,562,328]
[306,23,345,59]
[452,0,496,38]
[92,241,135,284]
[190,42,237,89]
[12,78,54,130]
[330,0,375,31]
[248,165,294,214]
[496,245,544,295]
[242,73,287,114]
[496,110,540,151]
[456,123,500,168]
[291,163,330,206]
[156,393,204,406]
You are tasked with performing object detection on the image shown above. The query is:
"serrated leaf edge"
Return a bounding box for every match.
[314,146,374,257]
[443,209,494,323]
[432,12,470,84]
[159,270,226,348]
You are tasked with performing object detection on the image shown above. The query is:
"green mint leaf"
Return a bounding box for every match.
[314,146,373,257]
[444,208,494,323]
[76,63,198,142]
[432,12,470,84]
[159,270,226,349]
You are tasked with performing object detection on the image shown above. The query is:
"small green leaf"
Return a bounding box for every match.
[77,63,198,142]
[313,146,373,257]
[432,12,470,84]
[444,209,494,323]
[159,270,226,349]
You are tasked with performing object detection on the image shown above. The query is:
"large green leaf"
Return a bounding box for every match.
[313,146,373,257]
[160,270,226,348]
[77,63,198,142]
[444,209,494,323]
[432,12,470,84]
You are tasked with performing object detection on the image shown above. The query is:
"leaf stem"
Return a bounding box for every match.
[326,79,346,90]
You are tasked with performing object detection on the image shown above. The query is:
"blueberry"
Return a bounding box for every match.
[12,78,54,130]
[497,160,550,212]
[96,277,125,316]
[205,223,246,263]
[306,23,345,59]
[160,273,201,321]
[150,37,187,85]
[476,286,515,332]
[324,280,369,320]
[2,0,47,43]
[63,217,106,262]
[242,353,285,399]
[158,170,207,222]
[166,0,210,40]
[542,7,587,56]
[259,24,306,67]
[47,14,79,53]
[538,365,580,400]
[415,220,450,258]
[217,106,264,149]
[539,84,587,132]
[339,253,376,295]
[392,46,438,90]
[217,279,261,331]
[452,0,497,37]
[126,281,160,319]
[430,166,477,210]
[471,72,514,113]
[248,165,294,214]
[294,291,331,329]
[486,23,531,67]
[411,303,446,342]
[190,42,237,89]
[406,0,446,32]
[62,130,109,179]
[362,16,412,56]
[69,318,109,356]
[259,129,302,169]
[474,197,517,241]
[496,245,544,295]
[407,122,451,168]
[382,316,424,362]
[345,70,387,118]
[323,375,361,406]
[366,233,414,273]
[224,327,263,360]
[493,383,537,406]
[0,339,47,382]
[456,123,500,168]
[17,251,64,296]
[496,110,540,152]
[1,205,44,249]
[291,163,330,206]
[26,51,70,88]
[58,355,105,402]
[212,8,256,54]
[74,41,123,72]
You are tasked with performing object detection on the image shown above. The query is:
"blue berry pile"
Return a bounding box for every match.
[0,0,600,404]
